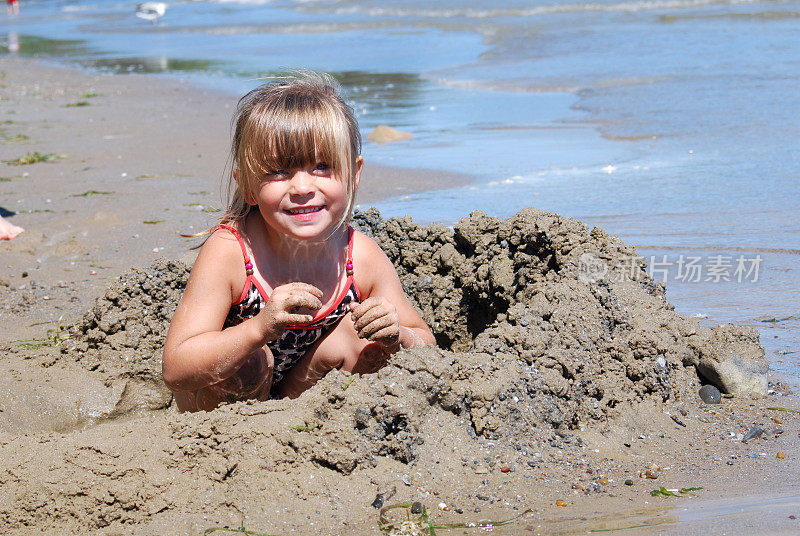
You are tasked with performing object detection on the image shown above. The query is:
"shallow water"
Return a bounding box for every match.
[451,493,800,535]
[2,0,798,383]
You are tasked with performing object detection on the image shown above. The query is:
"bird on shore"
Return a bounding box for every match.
[136,2,167,23]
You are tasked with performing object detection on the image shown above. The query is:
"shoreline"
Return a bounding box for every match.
[2,57,800,536]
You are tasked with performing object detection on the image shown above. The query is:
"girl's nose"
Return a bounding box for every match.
[288,170,315,195]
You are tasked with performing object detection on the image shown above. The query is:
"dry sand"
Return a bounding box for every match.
[1,58,799,536]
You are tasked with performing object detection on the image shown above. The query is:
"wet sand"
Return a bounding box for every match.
[1,58,799,535]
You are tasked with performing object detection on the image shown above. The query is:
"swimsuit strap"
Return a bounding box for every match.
[216,224,254,275]
[218,224,351,271]
[345,226,355,276]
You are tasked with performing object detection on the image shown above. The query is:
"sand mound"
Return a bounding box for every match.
[2,207,769,533]
[58,206,768,435]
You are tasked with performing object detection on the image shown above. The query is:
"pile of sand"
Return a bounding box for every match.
[2,207,769,534]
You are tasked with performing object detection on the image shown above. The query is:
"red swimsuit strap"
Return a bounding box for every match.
[216,223,251,265]
[346,226,354,266]
[217,223,353,269]
[285,226,359,328]
[216,224,259,304]
[216,224,358,309]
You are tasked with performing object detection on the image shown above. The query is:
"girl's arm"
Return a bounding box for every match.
[350,232,436,351]
[162,230,322,392]
[162,230,265,391]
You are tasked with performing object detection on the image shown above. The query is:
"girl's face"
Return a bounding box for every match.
[251,156,361,241]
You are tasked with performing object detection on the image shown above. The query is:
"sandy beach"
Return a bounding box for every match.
[1,58,800,536]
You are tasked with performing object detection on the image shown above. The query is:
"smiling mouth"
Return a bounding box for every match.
[286,206,323,215]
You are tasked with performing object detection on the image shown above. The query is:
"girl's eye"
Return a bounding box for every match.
[267,169,289,179]
[314,162,331,173]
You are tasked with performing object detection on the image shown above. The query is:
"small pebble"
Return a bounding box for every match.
[742,426,764,443]
[556,500,567,507]
[475,465,488,475]
[671,415,686,427]
[777,452,786,459]
[749,453,759,459]
[500,466,511,473]
[624,479,634,486]
[437,502,449,511]
[644,470,658,479]
[410,502,423,515]
[699,385,721,404]
[371,494,384,509]
[789,515,796,520]
[401,474,412,486]
[527,461,537,468]
[727,461,734,465]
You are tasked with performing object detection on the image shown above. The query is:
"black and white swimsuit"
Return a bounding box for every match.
[218,224,361,391]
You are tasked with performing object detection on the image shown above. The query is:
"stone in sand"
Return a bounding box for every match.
[366,124,413,143]
[698,384,721,404]
[689,326,769,396]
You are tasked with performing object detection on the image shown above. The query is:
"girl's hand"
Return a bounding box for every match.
[259,283,323,342]
[350,297,401,352]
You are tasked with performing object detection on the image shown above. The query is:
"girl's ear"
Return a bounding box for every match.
[353,156,364,191]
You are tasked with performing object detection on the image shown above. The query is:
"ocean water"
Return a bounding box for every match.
[2,0,798,383]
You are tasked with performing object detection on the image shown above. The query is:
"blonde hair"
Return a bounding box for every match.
[222,70,361,231]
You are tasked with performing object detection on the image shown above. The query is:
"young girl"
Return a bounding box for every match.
[162,72,435,412]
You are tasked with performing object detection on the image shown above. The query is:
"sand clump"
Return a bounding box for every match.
[1,207,772,534]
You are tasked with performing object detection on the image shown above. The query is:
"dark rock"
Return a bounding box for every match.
[698,384,722,404]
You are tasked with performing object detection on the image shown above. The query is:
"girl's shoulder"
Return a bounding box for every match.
[350,228,388,262]
[351,228,399,294]
[190,224,250,300]
[203,224,247,257]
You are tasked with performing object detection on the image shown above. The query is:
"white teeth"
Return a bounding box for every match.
[289,206,321,214]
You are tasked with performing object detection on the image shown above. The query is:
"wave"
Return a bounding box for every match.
[279,0,773,18]
[62,2,134,12]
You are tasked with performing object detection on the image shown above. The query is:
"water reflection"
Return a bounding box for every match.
[79,56,218,74]
[7,31,18,53]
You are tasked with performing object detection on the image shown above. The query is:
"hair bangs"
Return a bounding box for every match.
[239,97,353,189]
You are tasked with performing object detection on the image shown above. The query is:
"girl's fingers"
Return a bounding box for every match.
[349,297,381,322]
[367,325,400,345]
[286,282,323,298]
[351,298,394,331]
[285,290,323,312]
[356,313,398,340]
[282,312,315,325]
